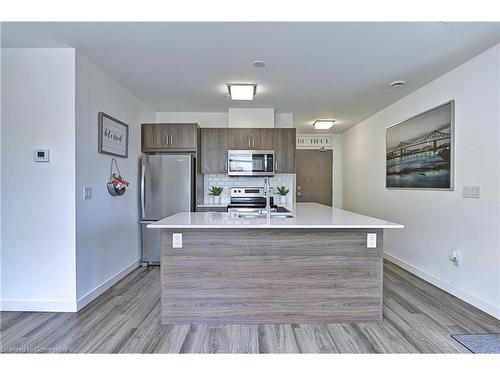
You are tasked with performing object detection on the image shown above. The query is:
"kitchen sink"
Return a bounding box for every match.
[237,213,294,219]
[271,213,294,218]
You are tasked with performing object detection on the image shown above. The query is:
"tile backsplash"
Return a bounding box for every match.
[204,174,295,208]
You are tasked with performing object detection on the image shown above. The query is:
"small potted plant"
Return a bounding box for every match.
[208,186,223,205]
[276,186,290,205]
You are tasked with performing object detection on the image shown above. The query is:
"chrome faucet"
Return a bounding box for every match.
[264,177,271,217]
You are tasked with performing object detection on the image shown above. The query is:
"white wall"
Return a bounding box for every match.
[1,48,77,311]
[155,111,293,128]
[0,30,3,309]
[341,44,500,319]
[228,108,275,128]
[75,53,155,309]
[274,113,293,128]
[333,135,343,208]
[156,111,227,127]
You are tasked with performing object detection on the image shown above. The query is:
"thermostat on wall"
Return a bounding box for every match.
[33,149,50,162]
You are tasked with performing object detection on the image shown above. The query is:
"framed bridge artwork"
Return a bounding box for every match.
[386,101,454,190]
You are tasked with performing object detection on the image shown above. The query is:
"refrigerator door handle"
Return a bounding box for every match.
[141,163,146,219]
[188,155,193,212]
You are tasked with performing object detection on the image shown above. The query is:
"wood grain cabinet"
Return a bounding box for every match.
[259,128,296,173]
[142,123,197,152]
[196,206,227,213]
[274,128,296,173]
[141,124,165,151]
[200,128,228,173]
[228,128,262,150]
[200,127,296,174]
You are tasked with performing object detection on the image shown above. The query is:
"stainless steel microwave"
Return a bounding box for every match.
[227,150,275,176]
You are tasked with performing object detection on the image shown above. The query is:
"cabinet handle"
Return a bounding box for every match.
[252,138,255,148]
[248,138,251,148]
[275,160,278,172]
[170,134,174,145]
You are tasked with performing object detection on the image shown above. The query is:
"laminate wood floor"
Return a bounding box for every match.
[1,260,499,353]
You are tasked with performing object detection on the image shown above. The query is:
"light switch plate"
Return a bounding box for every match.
[172,233,183,248]
[367,233,377,248]
[83,187,92,200]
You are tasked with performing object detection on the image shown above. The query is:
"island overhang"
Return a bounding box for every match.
[148,203,404,230]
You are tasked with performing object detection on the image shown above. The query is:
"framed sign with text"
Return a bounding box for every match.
[98,112,129,158]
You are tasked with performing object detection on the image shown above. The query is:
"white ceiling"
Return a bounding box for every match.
[2,22,499,133]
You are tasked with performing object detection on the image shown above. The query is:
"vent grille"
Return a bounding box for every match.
[296,134,334,149]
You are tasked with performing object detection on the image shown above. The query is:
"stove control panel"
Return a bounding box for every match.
[230,187,273,198]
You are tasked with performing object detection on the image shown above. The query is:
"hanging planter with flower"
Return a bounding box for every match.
[107,158,129,197]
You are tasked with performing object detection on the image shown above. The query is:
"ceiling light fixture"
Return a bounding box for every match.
[227,83,257,100]
[390,80,406,88]
[313,120,335,130]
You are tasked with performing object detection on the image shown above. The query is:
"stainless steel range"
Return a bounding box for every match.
[227,187,278,214]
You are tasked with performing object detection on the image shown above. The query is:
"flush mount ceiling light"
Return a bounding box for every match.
[313,120,335,130]
[227,83,257,100]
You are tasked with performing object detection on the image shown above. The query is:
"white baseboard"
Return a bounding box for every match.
[384,252,500,320]
[76,259,140,311]
[0,299,77,312]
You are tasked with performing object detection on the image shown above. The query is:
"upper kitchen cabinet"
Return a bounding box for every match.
[141,123,198,152]
[199,127,296,174]
[274,128,296,173]
[228,128,262,150]
[141,124,164,151]
[260,128,296,173]
[200,128,228,174]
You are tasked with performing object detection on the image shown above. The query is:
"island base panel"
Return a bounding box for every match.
[161,228,383,324]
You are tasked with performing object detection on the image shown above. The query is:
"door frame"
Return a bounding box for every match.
[295,134,336,207]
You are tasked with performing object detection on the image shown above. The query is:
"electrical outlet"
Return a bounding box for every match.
[367,233,377,248]
[449,250,459,266]
[172,233,183,248]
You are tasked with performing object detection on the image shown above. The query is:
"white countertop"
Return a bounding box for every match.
[148,203,404,229]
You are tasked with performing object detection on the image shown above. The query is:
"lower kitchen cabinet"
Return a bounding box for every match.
[196,206,227,213]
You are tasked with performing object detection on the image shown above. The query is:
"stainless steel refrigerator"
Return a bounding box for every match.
[140,154,195,265]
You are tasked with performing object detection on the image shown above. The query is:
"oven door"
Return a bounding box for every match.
[228,150,275,176]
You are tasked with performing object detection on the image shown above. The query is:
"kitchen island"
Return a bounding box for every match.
[149,203,403,324]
